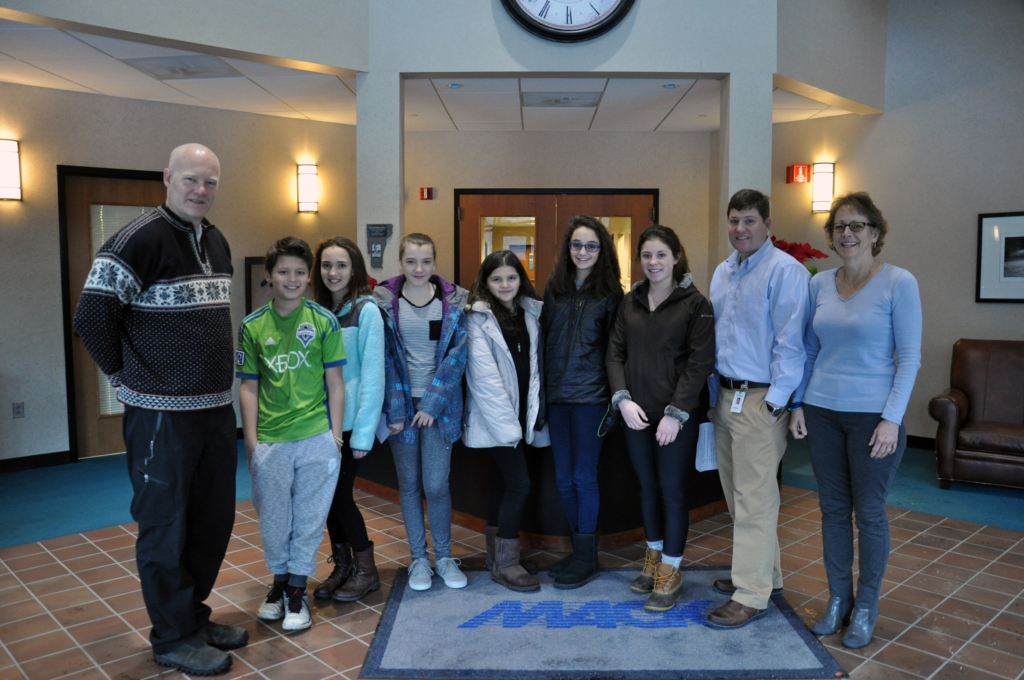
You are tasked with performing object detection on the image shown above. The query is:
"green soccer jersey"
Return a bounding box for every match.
[236,299,347,443]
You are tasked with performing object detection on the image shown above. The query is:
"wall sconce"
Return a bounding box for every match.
[0,140,22,201]
[297,164,318,213]
[811,162,834,213]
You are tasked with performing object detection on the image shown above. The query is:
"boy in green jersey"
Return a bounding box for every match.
[237,237,347,631]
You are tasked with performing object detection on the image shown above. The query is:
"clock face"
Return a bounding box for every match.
[501,0,636,42]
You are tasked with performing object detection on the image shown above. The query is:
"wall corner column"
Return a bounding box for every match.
[712,72,774,265]
[356,70,404,280]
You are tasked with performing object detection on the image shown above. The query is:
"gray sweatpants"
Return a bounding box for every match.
[250,430,340,577]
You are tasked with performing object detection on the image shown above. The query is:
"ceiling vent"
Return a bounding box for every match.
[124,55,242,81]
[522,91,602,108]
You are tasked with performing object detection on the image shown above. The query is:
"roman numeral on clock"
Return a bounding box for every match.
[538,0,550,19]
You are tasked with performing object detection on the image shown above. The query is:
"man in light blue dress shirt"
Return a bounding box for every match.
[705,189,811,629]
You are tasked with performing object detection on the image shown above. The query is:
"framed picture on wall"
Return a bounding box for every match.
[977,212,1024,302]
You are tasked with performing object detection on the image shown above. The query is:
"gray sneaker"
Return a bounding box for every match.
[435,557,467,589]
[408,558,433,591]
[154,639,231,676]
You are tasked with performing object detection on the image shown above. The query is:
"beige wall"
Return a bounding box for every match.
[403,131,712,289]
[769,0,1024,438]
[0,81,357,460]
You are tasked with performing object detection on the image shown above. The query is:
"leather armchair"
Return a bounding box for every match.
[928,339,1024,490]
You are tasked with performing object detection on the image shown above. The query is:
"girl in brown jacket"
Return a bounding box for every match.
[606,225,716,612]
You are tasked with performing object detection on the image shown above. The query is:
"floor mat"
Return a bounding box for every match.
[362,567,845,679]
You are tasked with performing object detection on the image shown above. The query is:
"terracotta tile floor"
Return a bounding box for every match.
[0,485,1022,680]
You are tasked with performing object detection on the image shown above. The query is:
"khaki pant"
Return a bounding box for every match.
[714,386,789,610]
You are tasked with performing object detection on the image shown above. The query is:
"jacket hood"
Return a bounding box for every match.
[375,274,467,307]
[467,296,542,318]
[631,273,696,307]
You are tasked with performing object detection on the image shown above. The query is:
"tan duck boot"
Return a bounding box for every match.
[629,548,662,594]
[644,562,683,612]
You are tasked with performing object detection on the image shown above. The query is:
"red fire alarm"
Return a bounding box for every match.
[786,165,811,184]
[420,187,434,200]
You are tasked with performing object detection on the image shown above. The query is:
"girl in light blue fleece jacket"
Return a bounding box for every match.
[310,237,385,603]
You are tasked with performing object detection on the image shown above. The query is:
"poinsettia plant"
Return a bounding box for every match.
[771,236,828,274]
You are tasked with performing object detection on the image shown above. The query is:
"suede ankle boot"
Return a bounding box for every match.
[491,536,540,592]
[313,543,352,599]
[485,525,540,574]
[630,548,662,594]
[553,531,599,589]
[333,543,380,603]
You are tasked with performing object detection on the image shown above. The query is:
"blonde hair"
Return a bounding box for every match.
[399,232,436,259]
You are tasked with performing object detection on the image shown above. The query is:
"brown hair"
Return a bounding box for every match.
[469,250,540,332]
[823,192,888,257]
[312,237,372,311]
[637,225,690,284]
[546,214,622,299]
[399,232,436,260]
[265,236,313,272]
[727,188,771,221]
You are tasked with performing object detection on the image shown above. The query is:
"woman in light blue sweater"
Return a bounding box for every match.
[790,193,921,650]
[310,237,385,603]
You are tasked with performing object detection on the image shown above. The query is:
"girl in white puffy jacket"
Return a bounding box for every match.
[464,249,549,592]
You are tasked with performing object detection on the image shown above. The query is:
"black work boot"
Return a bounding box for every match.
[553,531,600,589]
[154,638,232,676]
[314,543,353,599]
[333,542,381,602]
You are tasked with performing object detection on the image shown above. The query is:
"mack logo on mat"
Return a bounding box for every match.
[458,600,716,629]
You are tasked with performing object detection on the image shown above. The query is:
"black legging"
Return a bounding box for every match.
[325,431,371,552]
[622,409,699,557]
[484,442,531,540]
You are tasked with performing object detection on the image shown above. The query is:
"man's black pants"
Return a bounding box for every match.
[123,404,237,654]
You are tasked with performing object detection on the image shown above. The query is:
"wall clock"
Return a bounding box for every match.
[500,0,636,42]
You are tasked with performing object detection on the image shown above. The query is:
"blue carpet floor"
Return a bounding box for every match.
[0,442,252,550]
[781,437,1024,533]
[2,438,1022,549]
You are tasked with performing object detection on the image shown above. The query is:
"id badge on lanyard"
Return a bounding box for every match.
[730,390,746,413]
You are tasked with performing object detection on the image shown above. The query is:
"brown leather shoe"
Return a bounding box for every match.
[629,548,662,594]
[706,600,767,629]
[712,578,783,596]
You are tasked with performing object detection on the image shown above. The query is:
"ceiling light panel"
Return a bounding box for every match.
[0,60,95,92]
[68,32,199,59]
[125,55,241,80]
[0,28,108,60]
[522,91,602,108]
[522,107,594,131]
[520,78,607,92]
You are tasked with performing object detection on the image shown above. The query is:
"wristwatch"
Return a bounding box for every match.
[765,403,786,418]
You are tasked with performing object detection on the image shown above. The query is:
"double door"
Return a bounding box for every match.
[457,191,656,295]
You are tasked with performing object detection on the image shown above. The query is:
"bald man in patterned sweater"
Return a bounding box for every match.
[73,144,246,676]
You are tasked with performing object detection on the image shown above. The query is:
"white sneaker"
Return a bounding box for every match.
[282,587,312,631]
[257,582,285,620]
[435,557,467,589]
[408,558,433,591]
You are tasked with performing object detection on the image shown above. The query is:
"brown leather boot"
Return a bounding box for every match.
[644,563,683,612]
[629,548,662,594]
[333,543,380,603]
[491,536,540,592]
[485,526,540,575]
[313,543,352,599]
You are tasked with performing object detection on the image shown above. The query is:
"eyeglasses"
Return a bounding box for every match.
[570,241,601,253]
[831,221,871,234]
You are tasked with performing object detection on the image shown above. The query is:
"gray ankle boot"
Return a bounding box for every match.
[491,536,540,592]
[485,525,540,574]
[333,542,380,603]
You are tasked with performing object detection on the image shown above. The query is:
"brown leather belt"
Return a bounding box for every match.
[720,376,771,390]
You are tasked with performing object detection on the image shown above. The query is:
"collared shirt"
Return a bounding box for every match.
[708,239,811,408]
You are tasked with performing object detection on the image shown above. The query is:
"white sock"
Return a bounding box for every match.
[646,540,664,551]
[662,554,683,569]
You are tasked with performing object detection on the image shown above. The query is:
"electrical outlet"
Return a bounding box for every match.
[12,402,24,419]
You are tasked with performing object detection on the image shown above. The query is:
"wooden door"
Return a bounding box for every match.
[556,193,655,289]
[66,176,166,458]
[458,194,557,294]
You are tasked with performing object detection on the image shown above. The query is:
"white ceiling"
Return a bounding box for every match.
[0,18,851,131]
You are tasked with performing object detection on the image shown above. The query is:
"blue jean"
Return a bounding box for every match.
[389,398,453,561]
[548,403,606,534]
[804,404,906,610]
